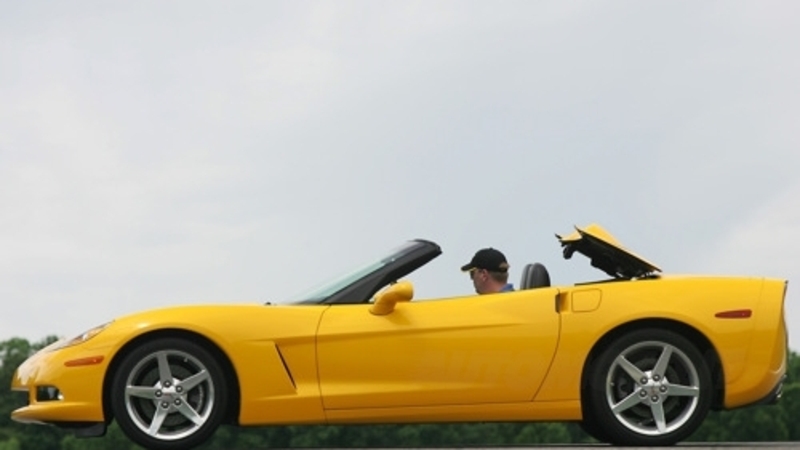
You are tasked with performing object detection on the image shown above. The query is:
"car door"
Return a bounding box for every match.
[315,287,561,410]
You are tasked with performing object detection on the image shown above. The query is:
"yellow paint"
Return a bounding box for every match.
[559,223,661,272]
[370,281,414,315]
[316,288,561,410]
[9,226,788,428]
[571,289,601,312]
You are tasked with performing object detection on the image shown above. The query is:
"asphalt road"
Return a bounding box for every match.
[378,445,800,450]
[553,445,797,448]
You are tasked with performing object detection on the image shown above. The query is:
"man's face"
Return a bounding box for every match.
[469,268,489,294]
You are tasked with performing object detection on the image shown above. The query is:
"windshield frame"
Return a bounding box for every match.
[282,239,441,305]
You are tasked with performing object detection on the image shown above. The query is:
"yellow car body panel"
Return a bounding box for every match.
[11,341,110,423]
[9,225,789,448]
[12,278,785,425]
[13,304,331,425]
[316,287,561,410]
[535,276,787,408]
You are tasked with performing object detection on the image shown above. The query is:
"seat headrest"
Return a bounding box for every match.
[520,263,551,289]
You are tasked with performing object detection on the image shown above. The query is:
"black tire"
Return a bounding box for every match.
[110,338,229,450]
[579,417,611,443]
[583,328,712,446]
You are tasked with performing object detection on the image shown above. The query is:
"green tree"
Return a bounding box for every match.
[788,351,800,382]
[60,422,141,450]
[782,384,800,440]
[0,337,63,450]
[0,338,35,429]
[513,423,571,444]
[0,437,20,450]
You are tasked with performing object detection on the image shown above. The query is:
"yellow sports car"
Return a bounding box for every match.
[10,224,788,449]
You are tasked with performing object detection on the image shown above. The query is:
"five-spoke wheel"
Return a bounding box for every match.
[584,329,712,446]
[111,338,228,450]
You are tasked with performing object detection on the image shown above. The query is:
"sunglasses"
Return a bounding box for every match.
[469,268,487,280]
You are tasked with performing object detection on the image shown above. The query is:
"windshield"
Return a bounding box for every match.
[282,241,421,304]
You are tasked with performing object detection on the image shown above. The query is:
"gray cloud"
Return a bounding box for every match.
[1,1,799,349]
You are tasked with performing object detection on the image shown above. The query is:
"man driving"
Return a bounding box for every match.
[461,248,514,294]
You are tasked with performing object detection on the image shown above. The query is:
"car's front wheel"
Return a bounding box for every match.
[110,337,229,450]
[584,328,712,446]
[578,416,610,443]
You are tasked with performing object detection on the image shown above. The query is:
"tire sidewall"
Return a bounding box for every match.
[110,337,228,450]
[586,328,712,446]
[579,417,611,443]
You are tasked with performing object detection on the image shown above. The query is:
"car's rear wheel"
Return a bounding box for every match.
[584,328,712,446]
[110,337,228,450]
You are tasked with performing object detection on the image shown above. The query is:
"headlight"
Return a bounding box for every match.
[47,322,112,351]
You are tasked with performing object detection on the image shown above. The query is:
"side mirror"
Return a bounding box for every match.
[369,281,414,316]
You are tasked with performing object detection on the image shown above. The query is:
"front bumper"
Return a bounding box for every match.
[11,342,111,424]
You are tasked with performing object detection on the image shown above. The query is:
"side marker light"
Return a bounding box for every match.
[715,310,752,319]
[64,356,105,367]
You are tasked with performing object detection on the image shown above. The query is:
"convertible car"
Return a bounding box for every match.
[10,224,789,449]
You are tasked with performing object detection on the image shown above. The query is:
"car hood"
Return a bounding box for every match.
[557,223,661,279]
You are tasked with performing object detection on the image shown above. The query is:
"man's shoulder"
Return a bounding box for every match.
[500,283,515,292]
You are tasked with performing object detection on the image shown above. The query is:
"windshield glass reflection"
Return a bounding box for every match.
[281,241,419,304]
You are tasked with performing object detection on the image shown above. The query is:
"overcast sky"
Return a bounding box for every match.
[2,1,800,351]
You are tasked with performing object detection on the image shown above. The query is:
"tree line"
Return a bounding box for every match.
[1,336,798,449]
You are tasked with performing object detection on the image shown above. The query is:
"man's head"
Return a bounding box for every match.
[461,248,510,294]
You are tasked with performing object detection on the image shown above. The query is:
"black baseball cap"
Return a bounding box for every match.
[460,248,509,273]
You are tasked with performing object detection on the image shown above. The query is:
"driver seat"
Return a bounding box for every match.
[520,263,551,289]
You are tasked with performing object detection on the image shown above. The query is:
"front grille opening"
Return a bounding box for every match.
[36,385,63,402]
[11,389,30,407]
